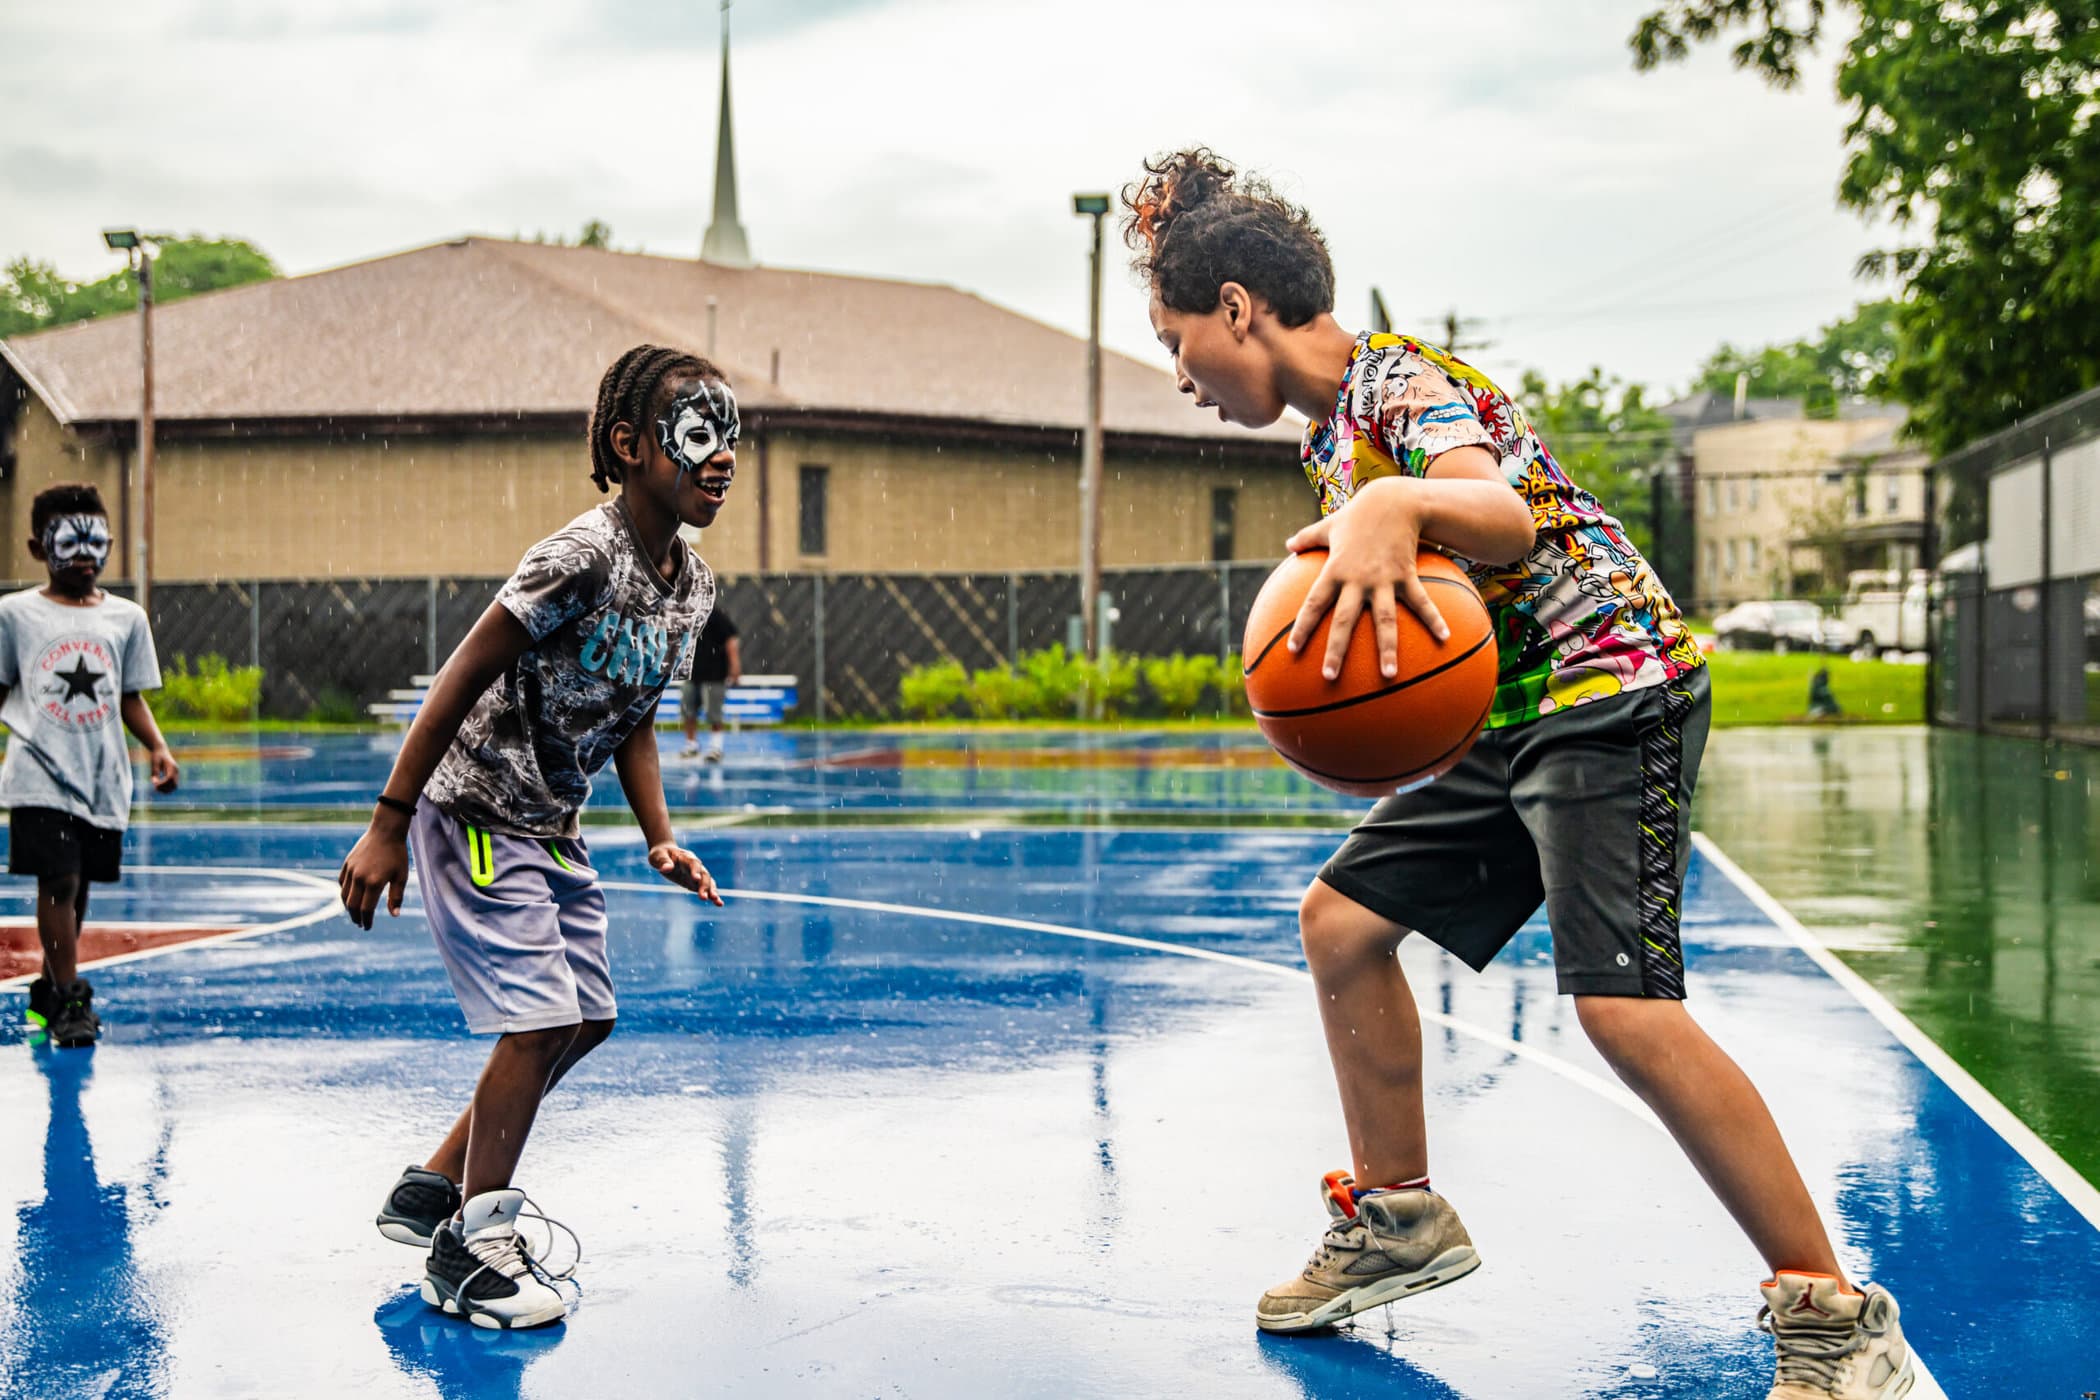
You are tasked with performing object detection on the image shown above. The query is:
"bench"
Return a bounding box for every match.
[365,675,801,726]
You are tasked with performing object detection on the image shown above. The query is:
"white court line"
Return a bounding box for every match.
[1696,831,2100,1234]
[0,865,341,989]
[599,880,1664,1132]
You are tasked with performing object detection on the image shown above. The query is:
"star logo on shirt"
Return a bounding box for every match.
[57,656,104,702]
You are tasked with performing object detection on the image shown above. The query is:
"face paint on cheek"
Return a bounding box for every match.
[43,515,111,570]
[655,381,741,476]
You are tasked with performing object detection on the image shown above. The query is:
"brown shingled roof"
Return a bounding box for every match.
[1,237,1296,446]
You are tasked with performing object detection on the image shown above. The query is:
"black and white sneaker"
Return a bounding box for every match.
[49,980,99,1049]
[421,1188,577,1330]
[376,1165,464,1247]
[26,976,57,1031]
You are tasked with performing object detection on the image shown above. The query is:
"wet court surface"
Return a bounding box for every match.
[3,730,2099,1397]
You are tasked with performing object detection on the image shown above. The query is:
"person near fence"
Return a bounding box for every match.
[0,483,179,1049]
[337,344,732,1330]
[678,603,740,761]
[1125,149,1916,1400]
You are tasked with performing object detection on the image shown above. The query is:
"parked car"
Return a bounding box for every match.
[1838,570,1929,655]
[1712,600,1858,654]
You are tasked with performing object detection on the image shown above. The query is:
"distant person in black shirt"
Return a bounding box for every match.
[679,604,740,762]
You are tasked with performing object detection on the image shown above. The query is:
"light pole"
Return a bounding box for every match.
[102,229,162,617]
[1072,193,1109,662]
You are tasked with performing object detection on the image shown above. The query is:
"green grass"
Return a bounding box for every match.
[1702,651,1924,726]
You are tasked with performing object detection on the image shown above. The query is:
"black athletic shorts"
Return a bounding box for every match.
[8,806,123,884]
[1317,667,1711,999]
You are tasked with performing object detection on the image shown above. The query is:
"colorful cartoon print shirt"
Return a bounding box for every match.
[1301,332,1702,728]
[428,501,711,837]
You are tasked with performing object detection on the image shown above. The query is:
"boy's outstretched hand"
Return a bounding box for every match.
[339,820,411,929]
[650,842,724,906]
[149,745,180,793]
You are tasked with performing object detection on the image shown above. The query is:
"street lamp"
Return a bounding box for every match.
[102,228,166,617]
[1072,193,1110,664]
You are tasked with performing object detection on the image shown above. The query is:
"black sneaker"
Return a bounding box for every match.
[377,1165,464,1247]
[49,980,99,1049]
[421,1189,575,1330]
[26,976,57,1031]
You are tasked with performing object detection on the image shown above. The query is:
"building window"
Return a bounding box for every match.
[1210,488,1237,562]
[1705,540,1718,583]
[1748,538,1760,574]
[1853,474,1869,519]
[1704,479,1719,515]
[1748,478,1760,509]
[1726,479,1738,511]
[799,465,828,556]
[1726,539,1738,576]
[1886,476,1902,515]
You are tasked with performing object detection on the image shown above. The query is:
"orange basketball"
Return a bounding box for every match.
[1241,549,1498,797]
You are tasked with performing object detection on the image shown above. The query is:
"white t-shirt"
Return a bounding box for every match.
[0,588,163,830]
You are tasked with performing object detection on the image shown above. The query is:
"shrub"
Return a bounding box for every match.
[1220,651,1251,717]
[966,667,1034,720]
[898,659,969,720]
[1081,652,1141,719]
[1018,645,1086,716]
[1143,653,1221,718]
[157,653,264,722]
[306,687,364,726]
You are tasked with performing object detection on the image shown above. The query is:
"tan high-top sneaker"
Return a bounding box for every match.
[1256,1171,1480,1333]
[1762,1272,1917,1399]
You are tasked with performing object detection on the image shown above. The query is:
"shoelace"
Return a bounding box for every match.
[1759,1304,1878,1390]
[1302,1218,1370,1276]
[459,1201,582,1298]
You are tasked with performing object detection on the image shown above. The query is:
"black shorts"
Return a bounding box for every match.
[8,806,123,885]
[1318,668,1711,999]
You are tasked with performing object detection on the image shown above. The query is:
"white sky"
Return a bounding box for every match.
[0,0,1895,397]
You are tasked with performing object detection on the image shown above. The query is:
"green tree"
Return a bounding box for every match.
[0,237,278,339]
[1694,299,1900,417]
[1630,4,2100,508]
[1520,368,1676,555]
[577,219,613,249]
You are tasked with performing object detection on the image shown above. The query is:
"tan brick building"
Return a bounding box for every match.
[0,238,1304,584]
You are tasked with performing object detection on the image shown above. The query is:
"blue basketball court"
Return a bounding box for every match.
[3,732,2097,1398]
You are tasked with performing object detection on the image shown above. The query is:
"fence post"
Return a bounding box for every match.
[1218,564,1232,662]
[250,579,262,723]
[1007,571,1021,668]
[812,573,827,724]
[427,577,440,679]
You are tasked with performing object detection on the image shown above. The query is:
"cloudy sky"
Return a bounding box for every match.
[1,0,1894,396]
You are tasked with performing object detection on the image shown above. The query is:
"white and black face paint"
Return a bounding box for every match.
[656,380,740,477]
[43,514,111,571]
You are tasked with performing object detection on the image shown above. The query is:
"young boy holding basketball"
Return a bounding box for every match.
[1125,150,1914,1400]
[339,345,731,1329]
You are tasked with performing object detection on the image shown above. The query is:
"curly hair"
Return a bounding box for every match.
[588,345,729,493]
[1121,148,1334,326]
[30,482,108,536]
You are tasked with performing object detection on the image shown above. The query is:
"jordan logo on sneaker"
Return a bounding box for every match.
[1788,1287,1835,1318]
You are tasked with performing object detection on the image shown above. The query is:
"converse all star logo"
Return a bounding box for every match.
[32,637,116,730]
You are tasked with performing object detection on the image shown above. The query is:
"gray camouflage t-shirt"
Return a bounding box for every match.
[427,501,713,838]
[0,588,162,831]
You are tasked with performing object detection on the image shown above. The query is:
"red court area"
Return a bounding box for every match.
[0,921,241,979]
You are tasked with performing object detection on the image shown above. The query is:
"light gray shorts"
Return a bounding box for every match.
[408,798,615,1035]
[679,677,727,725]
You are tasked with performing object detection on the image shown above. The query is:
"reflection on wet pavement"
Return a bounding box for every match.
[1699,727,2100,1188]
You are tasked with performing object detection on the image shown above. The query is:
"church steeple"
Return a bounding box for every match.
[701,0,753,267]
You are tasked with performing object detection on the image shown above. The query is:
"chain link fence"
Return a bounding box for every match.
[54,564,1282,721]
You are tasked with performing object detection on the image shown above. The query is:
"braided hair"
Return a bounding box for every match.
[1120,148,1334,327]
[588,344,728,492]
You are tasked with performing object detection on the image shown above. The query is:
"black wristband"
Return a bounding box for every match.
[375,794,417,817]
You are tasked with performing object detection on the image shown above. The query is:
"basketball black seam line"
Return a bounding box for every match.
[1279,692,1496,788]
[1241,575,1478,676]
[1250,629,1494,719]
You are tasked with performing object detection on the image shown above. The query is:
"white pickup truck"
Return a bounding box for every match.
[1839,571,1929,656]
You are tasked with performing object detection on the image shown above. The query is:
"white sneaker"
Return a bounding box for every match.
[420,1188,578,1330]
[1761,1272,1916,1398]
[679,742,700,760]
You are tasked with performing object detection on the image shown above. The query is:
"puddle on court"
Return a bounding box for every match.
[1697,727,2100,1190]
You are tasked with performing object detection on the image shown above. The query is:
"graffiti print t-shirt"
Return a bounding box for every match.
[0,589,162,830]
[1302,332,1703,728]
[428,501,712,837]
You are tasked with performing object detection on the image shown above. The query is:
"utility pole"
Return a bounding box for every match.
[1370,287,1393,334]
[1073,193,1110,661]
[1436,308,1493,359]
[104,229,159,615]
